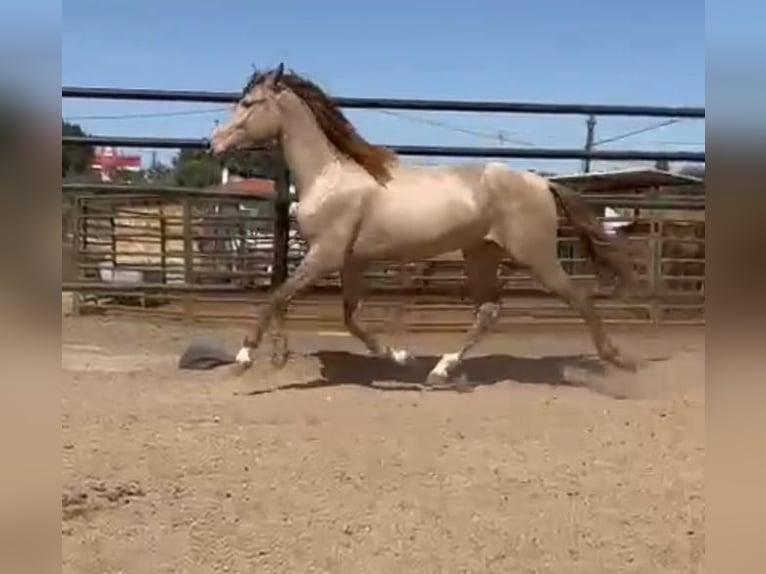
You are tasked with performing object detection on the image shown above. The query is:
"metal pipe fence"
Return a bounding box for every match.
[63,184,705,327]
[62,135,705,163]
[62,86,705,327]
[62,86,705,118]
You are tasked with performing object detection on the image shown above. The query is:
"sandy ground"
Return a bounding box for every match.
[62,316,704,574]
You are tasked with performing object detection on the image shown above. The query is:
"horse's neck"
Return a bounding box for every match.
[279,95,337,196]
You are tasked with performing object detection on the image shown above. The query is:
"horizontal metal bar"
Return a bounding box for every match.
[660,257,705,264]
[582,199,704,209]
[63,282,244,292]
[392,145,705,162]
[63,282,701,299]
[62,86,705,118]
[659,236,706,244]
[62,135,705,162]
[69,194,703,212]
[62,182,270,201]
[64,184,704,210]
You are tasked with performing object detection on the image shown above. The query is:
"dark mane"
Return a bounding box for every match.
[246,68,397,184]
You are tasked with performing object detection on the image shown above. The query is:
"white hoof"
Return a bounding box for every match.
[235,347,253,365]
[388,347,413,366]
[428,352,460,380]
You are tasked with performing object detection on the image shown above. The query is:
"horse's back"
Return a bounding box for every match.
[351,163,493,260]
[351,161,558,261]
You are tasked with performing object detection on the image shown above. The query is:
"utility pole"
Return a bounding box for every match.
[582,114,597,173]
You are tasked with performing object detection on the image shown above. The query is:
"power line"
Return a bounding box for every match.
[65,105,540,146]
[369,109,537,146]
[64,104,700,150]
[65,107,229,121]
[593,118,682,147]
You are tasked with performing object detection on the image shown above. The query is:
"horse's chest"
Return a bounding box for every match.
[294,194,341,241]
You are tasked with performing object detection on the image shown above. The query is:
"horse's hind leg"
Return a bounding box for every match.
[525,257,636,371]
[426,241,502,386]
[342,260,413,366]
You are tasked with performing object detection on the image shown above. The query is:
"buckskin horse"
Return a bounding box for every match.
[208,64,638,385]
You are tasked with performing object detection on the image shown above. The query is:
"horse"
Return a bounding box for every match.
[208,63,638,385]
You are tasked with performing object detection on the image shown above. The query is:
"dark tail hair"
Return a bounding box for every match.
[549,182,636,293]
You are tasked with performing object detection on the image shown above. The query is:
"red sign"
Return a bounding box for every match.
[90,147,142,172]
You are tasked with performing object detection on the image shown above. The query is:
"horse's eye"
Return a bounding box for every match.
[241,99,254,109]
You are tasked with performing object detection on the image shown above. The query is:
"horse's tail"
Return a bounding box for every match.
[548,182,636,293]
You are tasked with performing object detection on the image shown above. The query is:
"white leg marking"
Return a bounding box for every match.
[235,347,252,365]
[431,352,460,377]
[388,347,412,366]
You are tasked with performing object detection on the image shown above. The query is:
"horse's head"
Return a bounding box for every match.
[209,63,287,156]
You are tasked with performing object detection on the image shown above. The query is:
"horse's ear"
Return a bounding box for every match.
[274,62,285,82]
[268,62,285,88]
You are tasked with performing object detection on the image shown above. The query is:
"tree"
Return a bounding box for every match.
[145,161,174,184]
[224,147,282,179]
[62,120,94,177]
[171,146,282,188]
[172,149,221,188]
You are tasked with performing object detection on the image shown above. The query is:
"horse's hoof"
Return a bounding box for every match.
[424,370,449,388]
[386,347,415,367]
[271,334,288,363]
[270,352,289,369]
[452,374,474,393]
[609,353,639,372]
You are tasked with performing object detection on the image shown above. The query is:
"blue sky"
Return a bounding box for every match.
[62,0,705,173]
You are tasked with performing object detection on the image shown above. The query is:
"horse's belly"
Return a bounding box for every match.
[352,203,489,261]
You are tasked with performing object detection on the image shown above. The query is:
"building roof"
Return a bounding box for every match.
[207,177,276,199]
[549,167,704,193]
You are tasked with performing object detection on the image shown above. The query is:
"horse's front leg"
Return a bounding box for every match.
[341,260,414,366]
[235,240,345,369]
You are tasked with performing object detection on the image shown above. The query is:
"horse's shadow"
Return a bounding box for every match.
[241,350,617,396]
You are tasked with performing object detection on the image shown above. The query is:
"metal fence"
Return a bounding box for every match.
[62,86,705,329]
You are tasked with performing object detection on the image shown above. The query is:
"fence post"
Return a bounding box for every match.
[159,203,167,284]
[110,215,117,267]
[649,214,663,325]
[182,195,195,321]
[582,114,597,173]
[271,164,291,288]
[70,195,82,316]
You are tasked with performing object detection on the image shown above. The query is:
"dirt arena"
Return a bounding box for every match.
[62,315,705,574]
